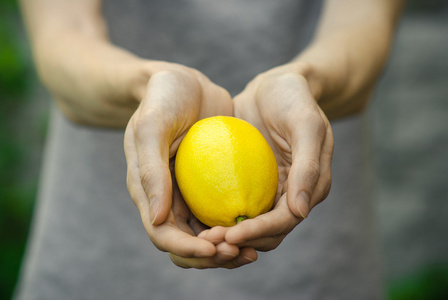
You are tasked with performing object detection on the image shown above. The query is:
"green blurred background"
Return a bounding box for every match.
[1,0,48,299]
[1,0,448,299]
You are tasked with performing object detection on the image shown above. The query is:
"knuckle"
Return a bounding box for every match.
[265,70,304,86]
[217,85,232,101]
[303,159,320,187]
[133,116,152,141]
[154,68,188,80]
[139,166,155,194]
[258,72,304,99]
[158,68,198,88]
[301,109,326,132]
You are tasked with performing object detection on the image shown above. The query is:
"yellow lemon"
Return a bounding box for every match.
[175,116,278,227]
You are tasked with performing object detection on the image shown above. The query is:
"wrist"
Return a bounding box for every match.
[290,43,371,120]
[36,34,151,127]
[287,61,326,103]
[108,57,151,105]
[292,45,350,104]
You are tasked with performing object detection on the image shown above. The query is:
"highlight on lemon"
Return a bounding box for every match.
[175,116,278,227]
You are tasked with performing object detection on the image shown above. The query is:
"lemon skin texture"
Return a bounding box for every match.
[175,116,278,227]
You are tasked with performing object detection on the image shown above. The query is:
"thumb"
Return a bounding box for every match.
[125,114,172,226]
[287,157,320,219]
[138,148,172,226]
[286,115,328,219]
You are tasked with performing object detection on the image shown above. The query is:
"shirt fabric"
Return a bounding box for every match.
[15,1,384,299]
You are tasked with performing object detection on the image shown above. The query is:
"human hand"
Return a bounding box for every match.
[124,62,257,268]
[203,64,334,252]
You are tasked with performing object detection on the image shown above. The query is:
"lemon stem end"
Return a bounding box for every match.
[236,216,247,224]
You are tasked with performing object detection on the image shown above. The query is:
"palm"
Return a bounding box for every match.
[213,69,333,252]
[235,110,291,205]
[167,158,208,236]
[233,82,300,206]
[125,66,254,269]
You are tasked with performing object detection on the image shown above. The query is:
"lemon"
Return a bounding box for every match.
[175,116,278,227]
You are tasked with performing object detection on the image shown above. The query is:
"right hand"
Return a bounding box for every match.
[200,63,334,254]
[124,61,257,269]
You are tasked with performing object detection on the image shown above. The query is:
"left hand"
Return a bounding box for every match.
[124,63,256,269]
[202,64,334,252]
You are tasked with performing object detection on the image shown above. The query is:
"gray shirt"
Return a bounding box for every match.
[15,1,383,299]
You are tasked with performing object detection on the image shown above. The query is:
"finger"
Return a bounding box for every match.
[124,117,153,218]
[200,226,229,245]
[310,123,334,209]
[199,226,283,253]
[169,247,257,269]
[234,236,284,252]
[198,77,234,118]
[130,109,172,226]
[187,215,210,237]
[170,172,212,237]
[130,167,217,259]
[197,229,209,240]
[131,71,199,225]
[286,109,329,219]
[215,242,240,264]
[148,218,216,258]
[225,195,301,245]
[170,179,205,236]
[127,116,216,258]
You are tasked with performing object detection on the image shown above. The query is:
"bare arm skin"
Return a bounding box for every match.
[20,0,140,127]
[299,0,406,119]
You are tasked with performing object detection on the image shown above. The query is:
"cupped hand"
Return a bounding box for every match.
[124,62,256,268]
[205,64,334,252]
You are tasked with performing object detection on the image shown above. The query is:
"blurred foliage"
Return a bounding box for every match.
[389,264,448,300]
[0,28,28,98]
[1,0,37,299]
[0,0,29,100]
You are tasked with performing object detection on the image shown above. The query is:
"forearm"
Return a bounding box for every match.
[20,0,147,127]
[292,0,406,120]
[35,32,147,126]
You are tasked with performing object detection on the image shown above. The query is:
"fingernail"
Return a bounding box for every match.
[243,256,256,263]
[296,191,310,219]
[149,197,160,225]
[216,252,236,264]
